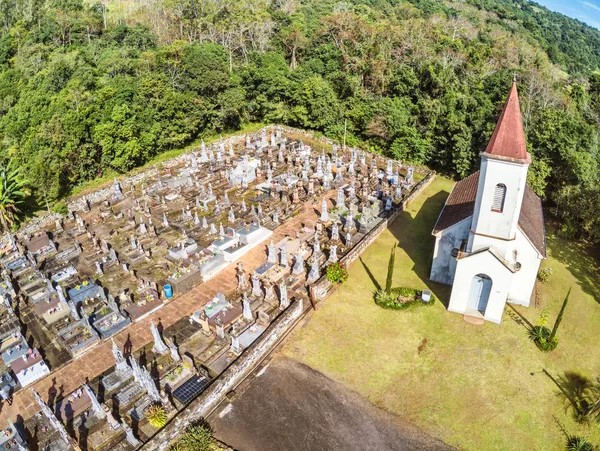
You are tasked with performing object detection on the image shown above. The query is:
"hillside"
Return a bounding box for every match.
[0,0,600,241]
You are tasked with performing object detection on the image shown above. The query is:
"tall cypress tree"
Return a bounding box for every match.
[385,244,396,294]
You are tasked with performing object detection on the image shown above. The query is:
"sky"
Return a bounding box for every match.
[535,0,600,29]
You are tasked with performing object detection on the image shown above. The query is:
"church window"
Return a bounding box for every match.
[492,184,506,212]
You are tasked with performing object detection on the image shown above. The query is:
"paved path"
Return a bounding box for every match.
[0,201,318,423]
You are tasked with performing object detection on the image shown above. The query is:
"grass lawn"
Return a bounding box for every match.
[282,176,600,450]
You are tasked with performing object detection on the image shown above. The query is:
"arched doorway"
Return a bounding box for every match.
[467,274,492,314]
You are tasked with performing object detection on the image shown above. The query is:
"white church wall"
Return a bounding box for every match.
[470,157,529,245]
[430,217,471,285]
[507,229,543,306]
[448,251,513,323]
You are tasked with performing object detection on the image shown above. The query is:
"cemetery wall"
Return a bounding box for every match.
[142,298,305,451]
[309,172,437,302]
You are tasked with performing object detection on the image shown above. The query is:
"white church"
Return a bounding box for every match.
[430,82,546,324]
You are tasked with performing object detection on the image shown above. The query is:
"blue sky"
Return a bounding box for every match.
[535,0,600,29]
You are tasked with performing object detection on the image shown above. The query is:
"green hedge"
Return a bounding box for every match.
[374,287,437,310]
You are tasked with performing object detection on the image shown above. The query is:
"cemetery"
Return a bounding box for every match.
[0,126,427,450]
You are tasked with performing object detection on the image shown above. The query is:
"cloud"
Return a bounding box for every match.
[581,0,600,13]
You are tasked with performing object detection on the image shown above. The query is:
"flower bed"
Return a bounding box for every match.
[374,287,437,310]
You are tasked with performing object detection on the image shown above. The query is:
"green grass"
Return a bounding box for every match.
[283,176,600,450]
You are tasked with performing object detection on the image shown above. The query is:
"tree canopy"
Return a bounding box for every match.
[0,0,600,241]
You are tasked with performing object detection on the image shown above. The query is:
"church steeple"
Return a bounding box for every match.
[482,82,531,164]
[468,81,532,250]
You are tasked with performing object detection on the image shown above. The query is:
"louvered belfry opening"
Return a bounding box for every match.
[492,183,506,212]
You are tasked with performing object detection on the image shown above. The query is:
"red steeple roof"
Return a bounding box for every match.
[483,82,531,163]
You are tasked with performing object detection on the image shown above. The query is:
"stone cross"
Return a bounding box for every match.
[292,252,305,276]
[267,240,277,264]
[331,223,339,241]
[209,223,217,235]
[308,258,320,283]
[279,243,288,267]
[236,263,247,288]
[251,273,262,298]
[313,235,321,256]
[95,261,103,275]
[122,420,140,447]
[216,321,225,340]
[228,208,235,224]
[328,245,338,263]
[150,320,169,355]
[279,281,289,310]
[112,338,129,373]
[167,337,181,362]
[83,383,105,419]
[320,199,329,222]
[337,188,346,209]
[231,332,242,354]
[242,293,253,321]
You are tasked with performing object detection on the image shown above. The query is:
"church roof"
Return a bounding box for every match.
[432,171,546,257]
[482,82,531,164]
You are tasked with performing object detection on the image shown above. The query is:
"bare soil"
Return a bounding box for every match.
[210,356,454,451]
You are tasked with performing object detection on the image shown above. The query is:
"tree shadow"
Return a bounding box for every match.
[123,334,133,359]
[358,257,381,291]
[388,189,452,305]
[78,416,89,451]
[545,229,600,303]
[506,303,534,330]
[544,369,597,423]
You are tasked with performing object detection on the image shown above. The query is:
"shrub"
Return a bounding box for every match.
[528,325,558,352]
[529,288,570,352]
[169,424,216,451]
[374,287,437,310]
[566,435,595,451]
[145,404,167,428]
[326,262,348,284]
[538,267,553,282]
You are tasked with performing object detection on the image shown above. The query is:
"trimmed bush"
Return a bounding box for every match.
[538,267,553,282]
[326,262,349,284]
[374,287,437,310]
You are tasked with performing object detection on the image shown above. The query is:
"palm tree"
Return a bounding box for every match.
[0,161,25,232]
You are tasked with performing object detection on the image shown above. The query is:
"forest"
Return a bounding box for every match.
[0,0,600,241]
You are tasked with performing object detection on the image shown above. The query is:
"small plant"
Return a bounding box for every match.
[169,423,216,451]
[529,288,571,352]
[565,435,595,451]
[145,404,167,428]
[326,262,348,284]
[538,267,553,282]
[374,287,437,310]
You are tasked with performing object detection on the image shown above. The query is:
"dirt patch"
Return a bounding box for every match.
[209,356,454,451]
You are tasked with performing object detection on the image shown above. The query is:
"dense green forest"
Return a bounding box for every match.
[0,0,600,241]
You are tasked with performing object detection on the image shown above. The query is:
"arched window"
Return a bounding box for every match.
[491,184,506,212]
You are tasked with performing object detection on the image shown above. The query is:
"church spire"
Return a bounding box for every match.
[482,81,531,164]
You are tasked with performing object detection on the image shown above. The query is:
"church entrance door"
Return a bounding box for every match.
[467,274,492,314]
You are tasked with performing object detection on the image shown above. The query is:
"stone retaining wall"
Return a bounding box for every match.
[142,298,304,451]
[309,172,436,302]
